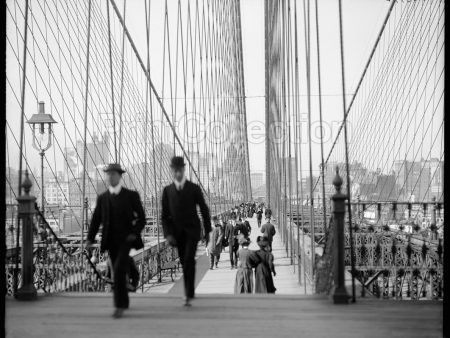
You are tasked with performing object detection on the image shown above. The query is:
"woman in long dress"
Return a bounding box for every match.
[254,236,276,293]
[234,236,260,294]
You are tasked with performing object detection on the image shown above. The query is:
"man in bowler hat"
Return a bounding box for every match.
[86,163,146,318]
[161,156,211,306]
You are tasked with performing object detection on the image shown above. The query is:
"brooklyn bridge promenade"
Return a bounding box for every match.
[4,0,446,336]
[5,217,442,338]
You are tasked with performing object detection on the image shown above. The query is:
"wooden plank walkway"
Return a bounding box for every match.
[6,293,442,338]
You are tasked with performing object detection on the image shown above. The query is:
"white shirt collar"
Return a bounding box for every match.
[108,182,122,195]
[174,176,187,190]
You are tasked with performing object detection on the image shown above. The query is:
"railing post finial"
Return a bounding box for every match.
[331,165,349,304]
[333,166,343,193]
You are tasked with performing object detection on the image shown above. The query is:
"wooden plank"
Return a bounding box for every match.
[5,294,442,338]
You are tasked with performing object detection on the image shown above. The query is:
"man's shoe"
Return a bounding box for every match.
[215,263,218,268]
[112,308,124,319]
[183,297,192,307]
[209,266,214,270]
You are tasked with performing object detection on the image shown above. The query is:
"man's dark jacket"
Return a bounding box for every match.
[261,222,276,242]
[161,180,211,240]
[224,222,239,248]
[87,187,146,252]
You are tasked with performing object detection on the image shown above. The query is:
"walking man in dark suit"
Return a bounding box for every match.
[261,211,276,252]
[161,156,211,306]
[256,206,263,228]
[224,217,239,269]
[86,163,146,318]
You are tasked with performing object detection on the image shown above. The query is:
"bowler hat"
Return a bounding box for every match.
[170,156,186,169]
[103,163,126,174]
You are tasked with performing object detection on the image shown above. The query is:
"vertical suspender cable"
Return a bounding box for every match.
[281,0,287,255]
[303,0,316,282]
[15,0,30,296]
[106,0,117,162]
[81,0,93,257]
[264,0,271,208]
[236,0,252,201]
[287,0,294,266]
[142,0,152,292]
[108,0,208,197]
[314,0,327,230]
[337,0,356,303]
[118,0,127,164]
[316,0,396,175]
[293,0,305,288]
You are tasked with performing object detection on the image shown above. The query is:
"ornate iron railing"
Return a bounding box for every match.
[6,236,179,295]
[346,228,444,300]
[345,201,444,300]
[315,199,444,300]
[5,205,181,295]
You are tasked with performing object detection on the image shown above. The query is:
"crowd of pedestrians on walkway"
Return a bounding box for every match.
[205,202,277,294]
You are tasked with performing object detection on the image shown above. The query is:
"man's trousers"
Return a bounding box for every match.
[229,243,238,267]
[209,252,220,268]
[108,243,138,309]
[176,236,198,299]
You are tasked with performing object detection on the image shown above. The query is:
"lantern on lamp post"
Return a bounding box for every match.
[27,101,57,219]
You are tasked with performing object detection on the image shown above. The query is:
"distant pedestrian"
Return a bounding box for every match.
[256,207,263,228]
[161,156,211,307]
[225,219,239,269]
[86,163,145,319]
[261,217,276,252]
[254,236,276,294]
[208,216,224,269]
[243,217,252,237]
[265,207,272,219]
[234,237,260,294]
[235,218,250,239]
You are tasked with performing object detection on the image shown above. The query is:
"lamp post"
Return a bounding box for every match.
[27,101,57,222]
